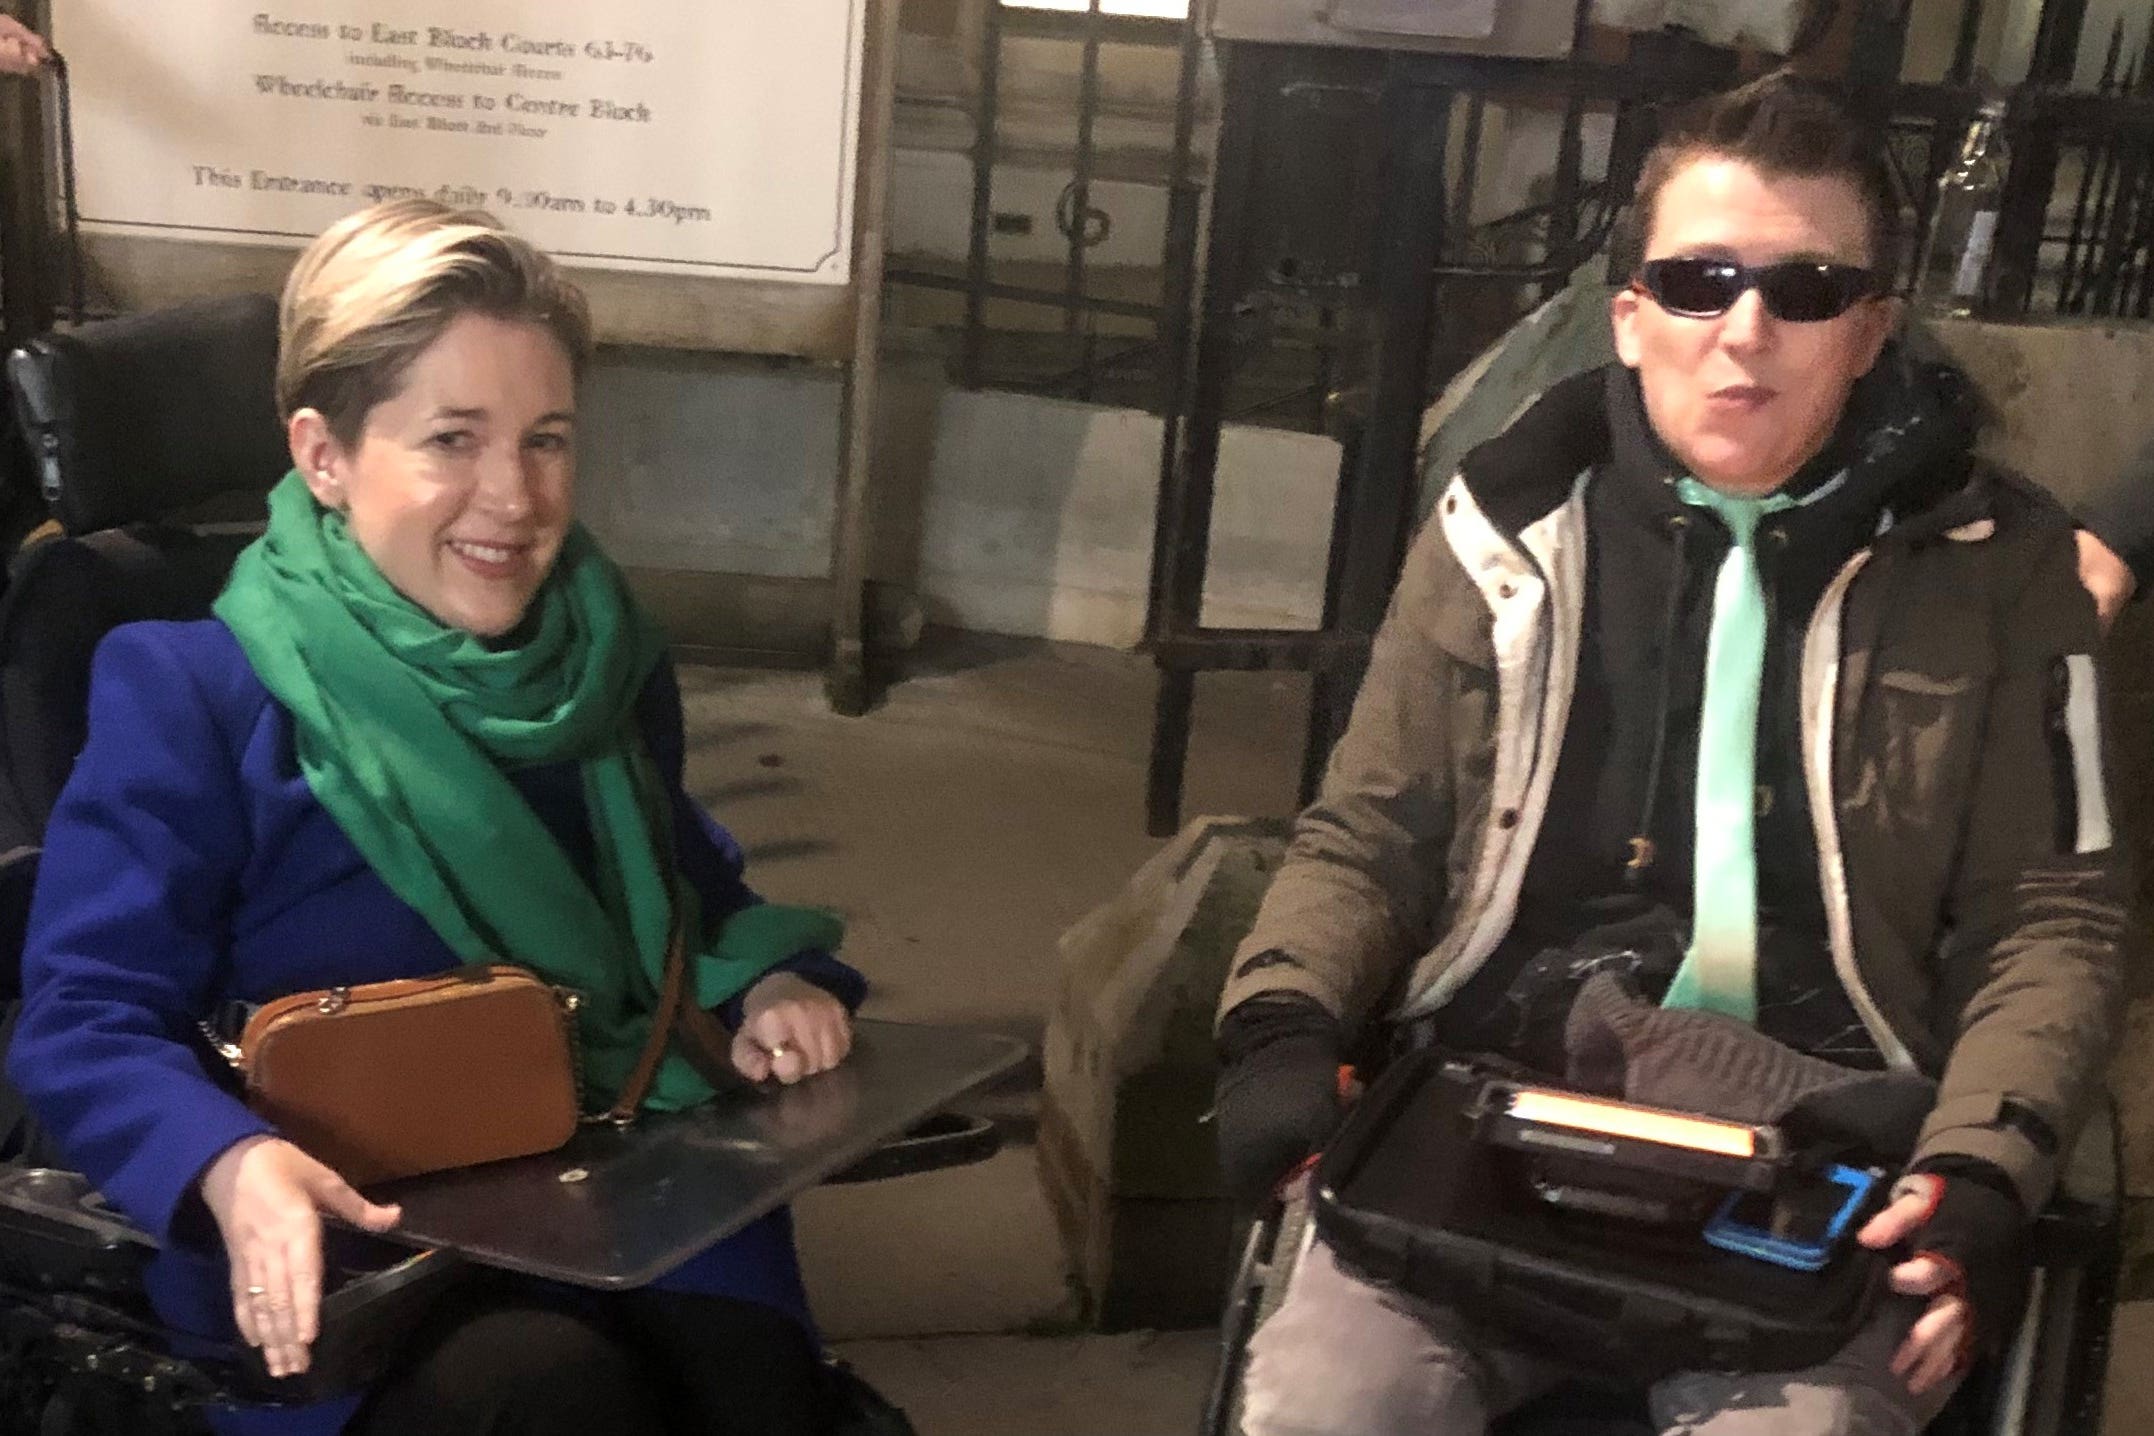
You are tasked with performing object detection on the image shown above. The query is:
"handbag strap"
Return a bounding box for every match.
[602,887,777,1122]
[604,886,694,1124]
[593,762,760,1123]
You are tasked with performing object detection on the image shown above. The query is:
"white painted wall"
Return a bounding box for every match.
[562,10,1616,649]
[578,355,842,578]
[576,353,1341,648]
[913,389,1338,645]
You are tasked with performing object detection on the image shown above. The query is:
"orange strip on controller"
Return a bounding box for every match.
[1504,1089,1757,1158]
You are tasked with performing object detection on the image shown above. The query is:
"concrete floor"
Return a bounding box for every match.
[674,632,2151,1436]
[675,633,1305,1434]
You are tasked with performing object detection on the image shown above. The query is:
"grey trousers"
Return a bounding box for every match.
[1241,1234,1961,1436]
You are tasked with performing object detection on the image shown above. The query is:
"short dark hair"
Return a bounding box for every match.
[1632,73,1900,280]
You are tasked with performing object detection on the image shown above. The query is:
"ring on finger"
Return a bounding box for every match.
[765,1042,792,1061]
[244,1285,267,1297]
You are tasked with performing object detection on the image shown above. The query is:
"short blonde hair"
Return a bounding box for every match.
[277,198,593,446]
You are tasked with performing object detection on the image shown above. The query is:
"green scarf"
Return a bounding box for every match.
[215,471,844,1112]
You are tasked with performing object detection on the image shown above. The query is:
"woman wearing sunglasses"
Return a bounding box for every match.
[1217,72,2126,1436]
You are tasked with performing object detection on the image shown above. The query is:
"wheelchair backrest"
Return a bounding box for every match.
[0,295,286,998]
[8,294,286,536]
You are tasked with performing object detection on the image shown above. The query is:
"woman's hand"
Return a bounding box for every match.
[730,971,852,1084]
[198,1135,401,1379]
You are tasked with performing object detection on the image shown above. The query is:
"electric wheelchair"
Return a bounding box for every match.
[0,294,1010,1434]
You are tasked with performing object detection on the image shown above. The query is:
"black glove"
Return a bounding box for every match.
[1214,994,1344,1208]
[1896,1160,2033,1359]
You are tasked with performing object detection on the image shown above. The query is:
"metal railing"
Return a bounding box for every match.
[1136,0,2154,834]
[886,0,1198,409]
[882,0,2154,830]
[2028,14,2154,320]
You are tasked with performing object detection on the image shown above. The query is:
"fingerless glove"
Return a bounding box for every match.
[1896,1159,2033,1360]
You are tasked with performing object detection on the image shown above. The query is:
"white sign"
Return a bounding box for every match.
[52,1,865,283]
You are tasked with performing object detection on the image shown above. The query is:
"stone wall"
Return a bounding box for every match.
[1038,818,1286,1328]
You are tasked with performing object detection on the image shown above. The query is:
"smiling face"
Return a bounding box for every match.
[289,312,576,638]
[1610,156,1898,497]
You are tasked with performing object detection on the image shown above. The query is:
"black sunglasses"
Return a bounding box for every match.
[1634,257,1884,323]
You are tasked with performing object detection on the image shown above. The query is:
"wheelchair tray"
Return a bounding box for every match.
[363,1019,1026,1288]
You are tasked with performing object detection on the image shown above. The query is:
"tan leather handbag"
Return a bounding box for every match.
[232,964,585,1186]
[224,887,739,1186]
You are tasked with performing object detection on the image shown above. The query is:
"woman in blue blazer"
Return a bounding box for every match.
[7,199,863,1436]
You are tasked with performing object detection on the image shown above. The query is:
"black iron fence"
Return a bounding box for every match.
[1884,7,2154,324]
[886,0,2154,831]
[2022,15,2154,320]
[886,0,1641,429]
[884,0,1201,410]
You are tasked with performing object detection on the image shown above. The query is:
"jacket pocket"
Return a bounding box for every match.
[1865,665,1989,829]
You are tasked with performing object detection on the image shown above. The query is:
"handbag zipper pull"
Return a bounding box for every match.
[316,988,349,1015]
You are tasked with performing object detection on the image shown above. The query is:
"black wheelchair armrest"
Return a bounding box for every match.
[0,1163,471,1409]
[0,1167,152,1298]
[2027,1195,2115,1266]
[2026,1097,2121,1265]
[823,1111,1000,1185]
[227,1240,471,1405]
[1939,1100,2125,1436]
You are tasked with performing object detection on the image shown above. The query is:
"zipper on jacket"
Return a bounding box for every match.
[1624,512,1694,885]
[1405,475,1587,1017]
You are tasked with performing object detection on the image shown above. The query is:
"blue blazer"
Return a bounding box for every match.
[6,620,864,1436]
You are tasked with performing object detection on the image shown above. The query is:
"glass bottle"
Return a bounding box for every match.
[1917,99,2010,318]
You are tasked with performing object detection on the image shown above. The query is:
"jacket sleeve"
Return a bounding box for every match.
[1217,514,1465,1033]
[644,657,867,1017]
[1916,523,2134,1212]
[4,627,275,1245]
